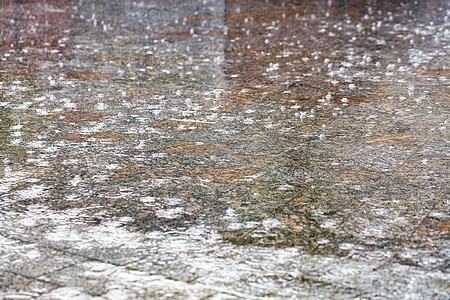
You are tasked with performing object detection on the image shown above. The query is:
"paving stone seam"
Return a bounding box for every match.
[371,190,445,272]
[0,229,234,292]
[379,133,448,242]
[0,268,64,296]
[405,189,445,242]
[0,230,137,270]
[230,119,386,246]
[228,111,446,256]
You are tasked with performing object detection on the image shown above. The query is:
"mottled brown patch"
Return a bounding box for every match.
[62,133,91,143]
[417,217,450,238]
[165,31,192,37]
[189,167,257,183]
[332,95,367,105]
[419,68,450,77]
[66,72,112,80]
[283,216,305,232]
[109,165,145,180]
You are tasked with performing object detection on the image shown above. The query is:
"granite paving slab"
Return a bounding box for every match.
[0,0,449,298]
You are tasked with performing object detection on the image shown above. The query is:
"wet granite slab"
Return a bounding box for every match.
[0,0,449,298]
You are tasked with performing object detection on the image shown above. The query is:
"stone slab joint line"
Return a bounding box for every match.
[230,120,389,245]
[0,229,221,295]
[0,230,143,271]
[373,188,447,272]
[406,188,448,242]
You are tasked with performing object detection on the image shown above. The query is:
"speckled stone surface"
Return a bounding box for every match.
[0,0,449,299]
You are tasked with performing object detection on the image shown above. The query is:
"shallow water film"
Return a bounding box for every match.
[0,0,449,299]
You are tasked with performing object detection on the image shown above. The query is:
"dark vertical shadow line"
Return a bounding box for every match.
[13,0,22,53]
[224,0,229,16]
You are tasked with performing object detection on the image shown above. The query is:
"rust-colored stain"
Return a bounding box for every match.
[165,31,192,37]
[222,87,255,108]
[283,216,305,232]
[226,30,244,39]
[224,14,250,21]
[109,165,145,180]
[292,197,306,202]
[417,218,450,238]
[66,71,112,80]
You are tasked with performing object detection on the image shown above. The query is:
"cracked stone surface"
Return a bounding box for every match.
[0,0,449,299]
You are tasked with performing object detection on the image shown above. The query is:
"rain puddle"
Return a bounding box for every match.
[0,0,449,298]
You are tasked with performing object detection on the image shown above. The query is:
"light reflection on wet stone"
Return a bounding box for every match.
[0,0,449,298]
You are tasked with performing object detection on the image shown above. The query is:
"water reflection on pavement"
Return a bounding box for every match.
[0,0,449,298]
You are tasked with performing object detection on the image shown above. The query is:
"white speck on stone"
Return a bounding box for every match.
[70,175,82,187]
[224,208,238,220]
[24,249,42,259]
[279,184,294,190]
[11,124,23,130]
[156,207,184,219]
[228,222,244,230]
[141,197,156,204]
[262,218,282,229]
[387,64,396,71]
[318,239,330,244]
[16,185,47,199]
[95,102,107,110]
[167,197,183,205]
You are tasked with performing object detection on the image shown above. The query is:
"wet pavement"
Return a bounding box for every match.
[0,0,449,298]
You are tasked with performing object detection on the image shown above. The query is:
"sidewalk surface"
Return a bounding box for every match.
[0,0,449,299]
